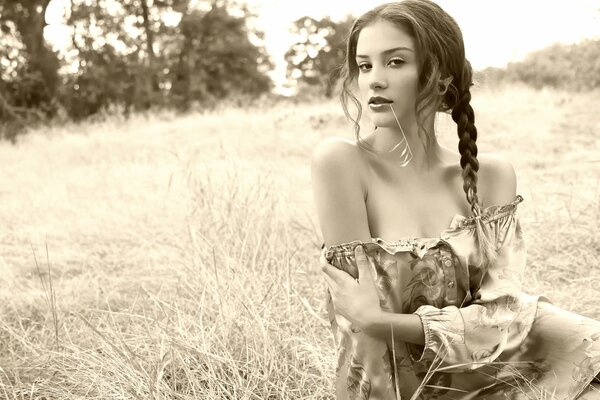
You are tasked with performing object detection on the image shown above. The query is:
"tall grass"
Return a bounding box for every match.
[0,84,599,398]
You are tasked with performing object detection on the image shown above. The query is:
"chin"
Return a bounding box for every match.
[370,113,396,128]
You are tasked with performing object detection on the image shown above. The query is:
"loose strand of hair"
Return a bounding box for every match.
[340,77,381,155]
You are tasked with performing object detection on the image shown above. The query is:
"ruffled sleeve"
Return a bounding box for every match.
[412,197,533,369]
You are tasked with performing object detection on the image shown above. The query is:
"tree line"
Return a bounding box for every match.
[0,0,276,140]
[0,0,358,141]
[478,39,600,92]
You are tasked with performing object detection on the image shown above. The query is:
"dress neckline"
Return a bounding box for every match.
[375,194,524,242]
[322,195,524,254]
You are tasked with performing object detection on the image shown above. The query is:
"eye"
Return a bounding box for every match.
[388,58,405,67]
[357,62,371,72]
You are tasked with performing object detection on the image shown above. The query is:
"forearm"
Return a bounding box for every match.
[363,311,425,346]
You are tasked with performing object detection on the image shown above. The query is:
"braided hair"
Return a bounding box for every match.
[339,0,496,266]
[451,71,496,265]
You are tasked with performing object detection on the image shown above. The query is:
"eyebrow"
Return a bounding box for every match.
[356,46,414,58]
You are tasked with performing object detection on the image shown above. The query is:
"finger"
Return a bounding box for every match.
[321,262,347,284]
[319,252,328,267]
[354,245,373,281]
[323,273,338,296]
[323,272,335,289]
[355,244,366,261]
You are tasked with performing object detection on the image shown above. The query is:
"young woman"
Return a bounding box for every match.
[311,1,600,398]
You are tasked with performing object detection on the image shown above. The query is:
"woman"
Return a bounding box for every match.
[311,1,600,399]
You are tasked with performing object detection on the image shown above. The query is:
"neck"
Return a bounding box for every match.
[371,113,443,171]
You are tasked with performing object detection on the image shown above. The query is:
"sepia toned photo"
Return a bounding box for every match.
[1,0,599,398]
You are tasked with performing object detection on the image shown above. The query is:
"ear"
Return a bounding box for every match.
[441,76,453,86]
[439,76,453,94]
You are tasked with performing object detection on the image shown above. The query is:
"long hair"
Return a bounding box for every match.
[339,0,496,266]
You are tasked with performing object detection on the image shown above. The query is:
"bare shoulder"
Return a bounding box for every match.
[311,136,371,246]
[310,136,367,195]
[311,136,362,166]
[477,153,517,207]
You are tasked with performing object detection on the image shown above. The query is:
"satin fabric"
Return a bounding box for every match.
[322,195,600,399]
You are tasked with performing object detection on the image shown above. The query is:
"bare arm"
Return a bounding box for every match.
[312,138,426,345]
[363,310,425,345]
[311,137,372,247]
[322,245,426,345]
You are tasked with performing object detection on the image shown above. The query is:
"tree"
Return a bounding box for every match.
[0,0,61,139]
[60,0,272,115]
[64,0,169,118]
[167,3,272,110]
[285,15,353,97]
[1,0,274,138]
[139,0,159,97]
[478,39,600,91]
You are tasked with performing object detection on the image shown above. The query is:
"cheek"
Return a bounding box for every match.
[357,75,369,100]
[393,71,419,95]
[356,69,420,102]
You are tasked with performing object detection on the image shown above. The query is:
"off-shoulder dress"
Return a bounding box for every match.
[321,195,600,399]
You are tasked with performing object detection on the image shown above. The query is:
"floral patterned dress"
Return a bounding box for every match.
[322,195,600,399]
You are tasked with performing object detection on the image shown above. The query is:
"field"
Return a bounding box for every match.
[1,84,599,399]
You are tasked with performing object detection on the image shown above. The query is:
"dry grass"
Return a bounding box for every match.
[0,84,598,398]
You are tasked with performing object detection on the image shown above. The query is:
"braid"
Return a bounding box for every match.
[451,89,480,213]
[451,88,496,267]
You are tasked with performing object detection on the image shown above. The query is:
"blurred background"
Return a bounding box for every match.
[2,0,600,140]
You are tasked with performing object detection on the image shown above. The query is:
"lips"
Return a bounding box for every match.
[369,96,393,105]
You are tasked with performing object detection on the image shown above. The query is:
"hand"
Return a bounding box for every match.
[321,245,383,333]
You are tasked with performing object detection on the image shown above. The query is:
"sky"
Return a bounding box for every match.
[44,0,600,92]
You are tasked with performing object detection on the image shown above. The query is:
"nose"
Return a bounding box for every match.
[369,66,388,90]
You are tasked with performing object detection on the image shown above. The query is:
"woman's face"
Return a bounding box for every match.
[355,20,419,128]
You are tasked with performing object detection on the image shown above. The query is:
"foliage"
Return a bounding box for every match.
[285,15,353,98]
[0,0,273,139]
[0,0,60,140]
[167,5,272,110]
[63,1,148,119]
[478,39,600,91]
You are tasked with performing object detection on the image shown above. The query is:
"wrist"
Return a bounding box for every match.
[360,309,388,337]
[361,311,425,345]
